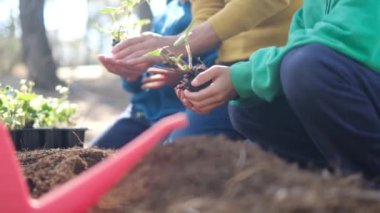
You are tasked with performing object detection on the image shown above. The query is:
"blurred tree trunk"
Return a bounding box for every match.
[134,1,153,32]
[19,0,61,89]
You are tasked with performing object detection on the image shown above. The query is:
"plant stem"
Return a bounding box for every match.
[185,41,192,70]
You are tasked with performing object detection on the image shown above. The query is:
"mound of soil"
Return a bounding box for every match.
[18,136,380,213]
[18,148,114,197]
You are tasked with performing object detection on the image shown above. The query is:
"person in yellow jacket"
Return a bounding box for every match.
[108,0,301,69]
[99,0,302,141]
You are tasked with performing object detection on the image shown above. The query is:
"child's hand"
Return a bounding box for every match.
[112,33,177,71]
[176,88,194,109]
[182,65,237,114]
[97,55,146,82]
[141,67,183,89]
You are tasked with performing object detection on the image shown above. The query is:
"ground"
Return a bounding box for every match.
[18,136,380,213]
[4,66,380,213]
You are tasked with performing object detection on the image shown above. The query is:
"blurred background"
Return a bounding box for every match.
[0,0,165,142]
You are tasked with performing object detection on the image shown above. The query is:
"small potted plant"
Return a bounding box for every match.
[0,80,85,150]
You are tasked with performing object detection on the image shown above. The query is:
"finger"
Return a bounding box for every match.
[98,56,120,72]
[142,74,166,83]
[147,67,174,75]
[97,54,107,62]
[124,49,154,62]
[98,55,115,65]
[126,51,162,65]
[189,93,225,109]
[182,98,194,109]
[112,35,149,54]
[141,81,166,90]
[98,55,143,80]
[99,55,124,68]
[114,60,149,72]
[97,56,108,67]
[191,66,219,87]
[115,56,155,69]
[107,64,141,80]
[175,88,182,99]
[192,104,217,114]
[183,85,218,102]
[114,46,145,60]
[141,75,167,89]
[193,98,226,114]
[106,63,123,75]
[113,35,157,59]
[177,89,193,109]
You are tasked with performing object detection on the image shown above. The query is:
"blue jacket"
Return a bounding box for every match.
[121,0,217,123]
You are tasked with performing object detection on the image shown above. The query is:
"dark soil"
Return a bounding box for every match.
[176,64,211,92]
[18,136,380,213]
[159,48,211,92]
[18,148,114,197]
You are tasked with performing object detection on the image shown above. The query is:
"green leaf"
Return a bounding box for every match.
[0,79,78,129]
[138,19,151,26]
[100,7,119,14]
[145,48,163,57]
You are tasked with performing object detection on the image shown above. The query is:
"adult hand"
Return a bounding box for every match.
[97,55,146,82]
[141,67,183,89]
[182,65,237,114]
[112,33,178,70]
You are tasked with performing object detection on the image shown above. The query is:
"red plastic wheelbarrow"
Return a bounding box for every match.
[0,113,188,213]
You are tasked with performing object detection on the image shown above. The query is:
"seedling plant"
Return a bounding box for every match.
[99,0,150,46]
[146,22,210,92]
[0,80,77,130]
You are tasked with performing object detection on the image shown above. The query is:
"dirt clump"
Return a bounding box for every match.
[176,64,210,92]
[18,148,114,197]
[18,136,380,213]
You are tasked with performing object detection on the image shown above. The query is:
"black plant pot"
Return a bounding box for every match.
[52,128,87,148]
[10,128,87,151]
[11,128,48,151]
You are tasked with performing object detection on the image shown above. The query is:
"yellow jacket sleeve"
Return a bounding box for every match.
[194,0,292,41]
[191,0,225,25]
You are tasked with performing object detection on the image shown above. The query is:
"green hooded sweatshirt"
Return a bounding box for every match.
[230,0,380,106]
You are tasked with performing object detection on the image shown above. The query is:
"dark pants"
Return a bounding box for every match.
[89,104,242,149]
[230,44,380,179]
[88,106,150,149]
[167,104,243,142]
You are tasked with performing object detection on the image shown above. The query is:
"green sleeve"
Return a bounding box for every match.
[230,0,380,106]
[291,0,380,71]
[230,8,304,105]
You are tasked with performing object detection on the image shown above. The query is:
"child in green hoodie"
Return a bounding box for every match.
[179,0,380,181]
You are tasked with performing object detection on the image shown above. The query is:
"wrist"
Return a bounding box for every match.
[189,22,221,55]
[165,35,187,56]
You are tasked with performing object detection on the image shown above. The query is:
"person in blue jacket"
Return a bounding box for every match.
[89,0,241,149]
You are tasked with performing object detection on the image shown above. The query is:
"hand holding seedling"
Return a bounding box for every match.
[141,67,183,89]
[98,0,153,78]
[177,65,237,114]
[99,0,151,45]
[112,33,178,71]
